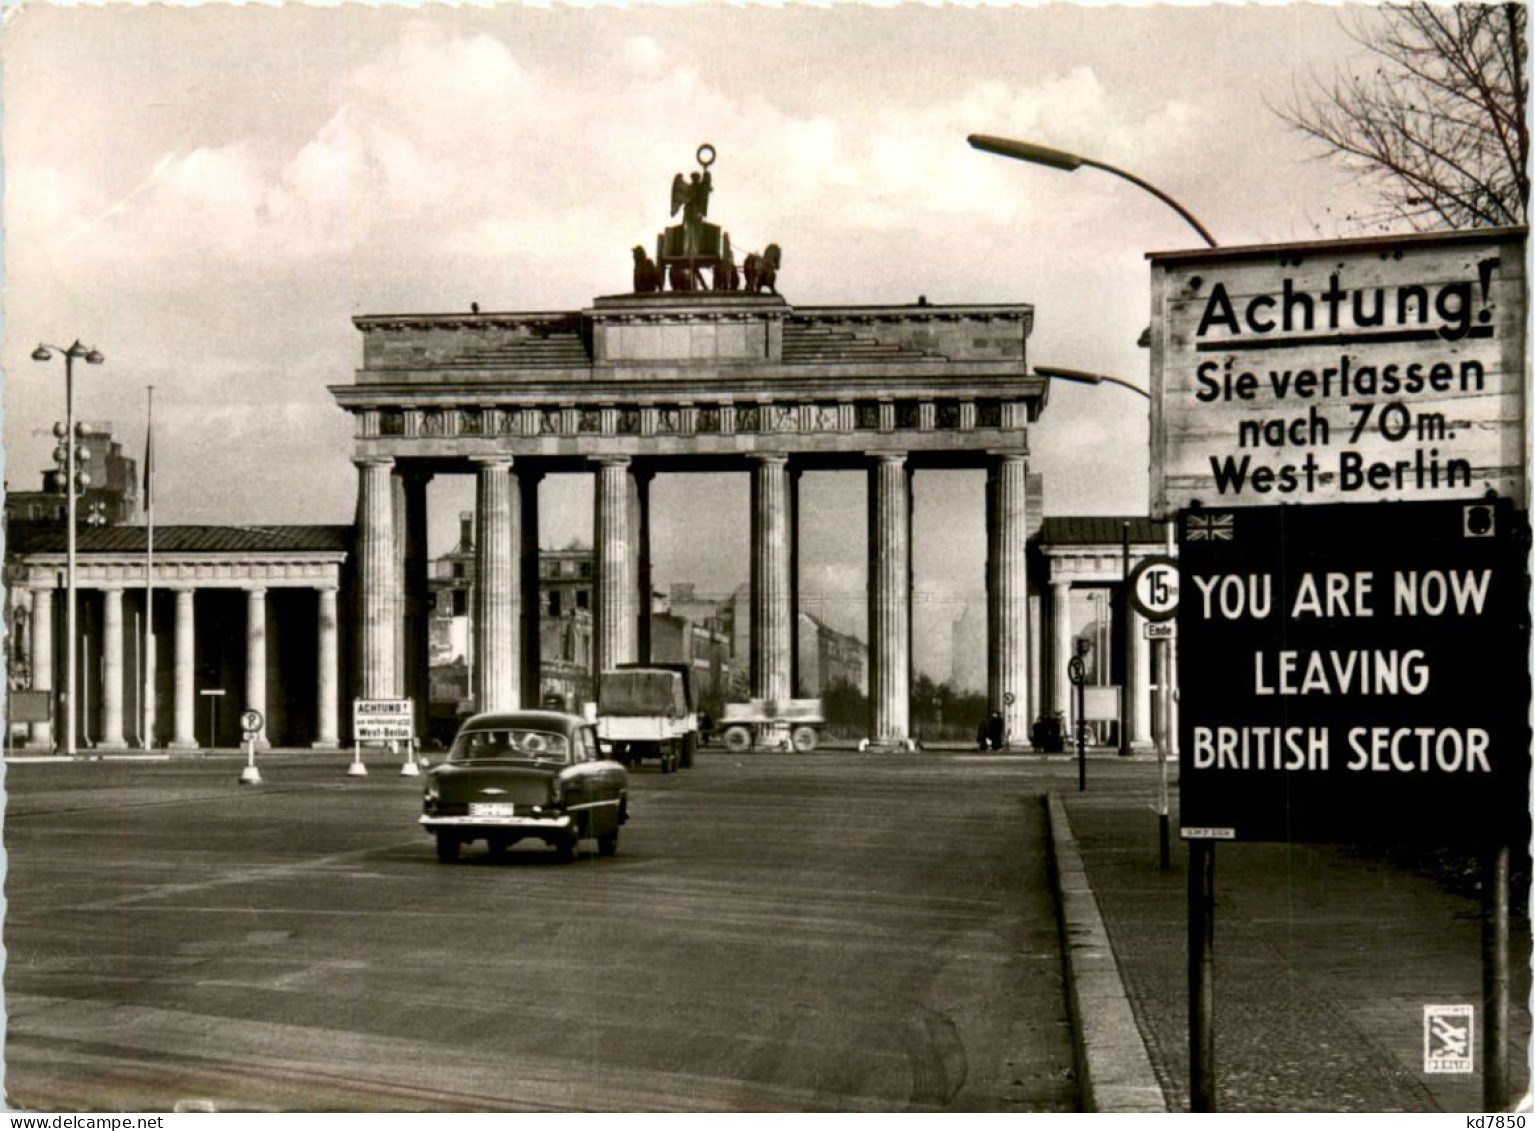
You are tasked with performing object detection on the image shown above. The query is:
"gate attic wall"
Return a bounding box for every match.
[335,294,1045,749]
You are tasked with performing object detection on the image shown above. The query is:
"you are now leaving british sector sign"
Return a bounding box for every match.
[1148,228,1526,518]
[1177,499,1528,844]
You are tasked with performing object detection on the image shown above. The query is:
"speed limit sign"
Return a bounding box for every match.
[1127,554,1179,622]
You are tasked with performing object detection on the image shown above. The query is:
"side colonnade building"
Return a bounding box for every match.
[6,525,349,751]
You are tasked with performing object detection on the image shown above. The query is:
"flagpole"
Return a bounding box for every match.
[142,386,155,749]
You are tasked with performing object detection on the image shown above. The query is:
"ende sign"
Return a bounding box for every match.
[1149,229,1527,518]
[1178,499,1528,844]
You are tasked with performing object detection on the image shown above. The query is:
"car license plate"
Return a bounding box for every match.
[470,802,516,817]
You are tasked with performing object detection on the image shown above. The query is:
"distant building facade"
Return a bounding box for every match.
[797,612,866,697]
[5,422,139,529]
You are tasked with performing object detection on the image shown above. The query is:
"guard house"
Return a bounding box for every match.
[330,151,1046,747]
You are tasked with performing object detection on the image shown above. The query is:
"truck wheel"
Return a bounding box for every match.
[556,830,580,862]
[435,835,459,864]
[682,733,696,769]
[723,726,752,753]
[660,744,674,774]
[791,726,819,753]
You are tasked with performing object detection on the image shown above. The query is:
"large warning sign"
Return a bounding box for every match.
[1149,229,1526,519]
[1177,498,1528,844]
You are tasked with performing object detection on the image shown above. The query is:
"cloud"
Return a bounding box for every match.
[2,11,1354,534]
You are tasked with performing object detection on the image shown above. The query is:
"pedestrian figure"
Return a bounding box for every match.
[985,711,1006,751]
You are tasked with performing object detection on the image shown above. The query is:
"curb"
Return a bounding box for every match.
[1045,791,1168,1113]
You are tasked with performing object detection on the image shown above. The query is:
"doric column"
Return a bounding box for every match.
[868,453,910,746]
[987,454,1029,745]
[170,588,198,750]
[593,456,635,687]
[520,470,544,707]
[634,467,654,664]
[751,453,793,704]
[398,468,432,736]
[1028,591,1043,738]
[789,465,801,696]
[143,590,158,749]
[314,585,340,749]
[27,587,54,750]
[1130,605,1153,747]
[1050,579,1073,723]
[355,457,397,700]
[245,586,269,749]
[101,587,126,748]
[474,457,519,714]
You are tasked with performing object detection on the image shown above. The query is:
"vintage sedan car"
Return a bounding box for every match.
[420,710,628,863]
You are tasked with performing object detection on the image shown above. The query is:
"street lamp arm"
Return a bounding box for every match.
[967,133,1218,249]
[1076,156,1218,250]
[1034,364,1151,400]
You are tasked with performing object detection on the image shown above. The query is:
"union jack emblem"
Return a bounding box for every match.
[1186,512,1234,541]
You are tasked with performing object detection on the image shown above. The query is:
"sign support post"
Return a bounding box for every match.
[1483,843,1510,1111]
[1068,655,1086,792]
[1119,522,1131,758]
[1188,838,1216,1111]
[238,709,263,785]
[1155,635,1171,871]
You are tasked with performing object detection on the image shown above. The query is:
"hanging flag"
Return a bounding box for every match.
[142,413,153,508]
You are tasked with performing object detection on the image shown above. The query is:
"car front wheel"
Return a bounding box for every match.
[556,831,580,862]
[435,835,460,864]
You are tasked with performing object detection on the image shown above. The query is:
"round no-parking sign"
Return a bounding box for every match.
[1127,555,1179,622]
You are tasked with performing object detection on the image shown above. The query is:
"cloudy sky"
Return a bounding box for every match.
[3,2,1382,679]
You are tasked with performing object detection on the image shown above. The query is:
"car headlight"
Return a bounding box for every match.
[548,778,564,805]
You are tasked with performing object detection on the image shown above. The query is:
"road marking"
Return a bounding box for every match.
[63,840,427,912]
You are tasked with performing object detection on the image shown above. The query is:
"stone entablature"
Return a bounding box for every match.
[338,388,1036,460]
[340,296,1040,459]
[8,554,344,590]
[1045,548,1167,584]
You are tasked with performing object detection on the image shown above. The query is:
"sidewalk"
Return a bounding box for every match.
[1051,759,1531,1113]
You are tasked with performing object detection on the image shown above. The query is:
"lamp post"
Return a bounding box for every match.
[33,340,105,759]
[977,132,1217,1106]
[1036,365,1149,758]
[967,134,1218,249]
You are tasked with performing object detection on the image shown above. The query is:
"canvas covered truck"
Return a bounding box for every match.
[594,664,698,773]
[717,699,825,753]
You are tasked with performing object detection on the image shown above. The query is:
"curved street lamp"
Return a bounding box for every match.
[33,340,106,758]
[1033,364,1150,401]
[967,134,1219,249]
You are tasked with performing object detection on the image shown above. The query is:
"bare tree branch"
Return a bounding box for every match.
[1276,3,1528,231]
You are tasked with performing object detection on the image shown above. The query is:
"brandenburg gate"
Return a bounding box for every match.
[330,152,1047,748]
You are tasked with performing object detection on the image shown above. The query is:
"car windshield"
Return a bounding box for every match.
[450,728,570,764]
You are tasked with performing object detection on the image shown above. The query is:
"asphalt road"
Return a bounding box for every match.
[3,750,1079,1113]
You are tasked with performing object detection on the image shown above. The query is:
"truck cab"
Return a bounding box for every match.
[594,665,699,773]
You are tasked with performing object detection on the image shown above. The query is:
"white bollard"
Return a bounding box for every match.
[399,738,419,777]
[238,736,262,785]
[347,742,368,777]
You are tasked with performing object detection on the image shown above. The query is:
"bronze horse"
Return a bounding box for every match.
[743,244,782,295]
[632,246,664,293]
